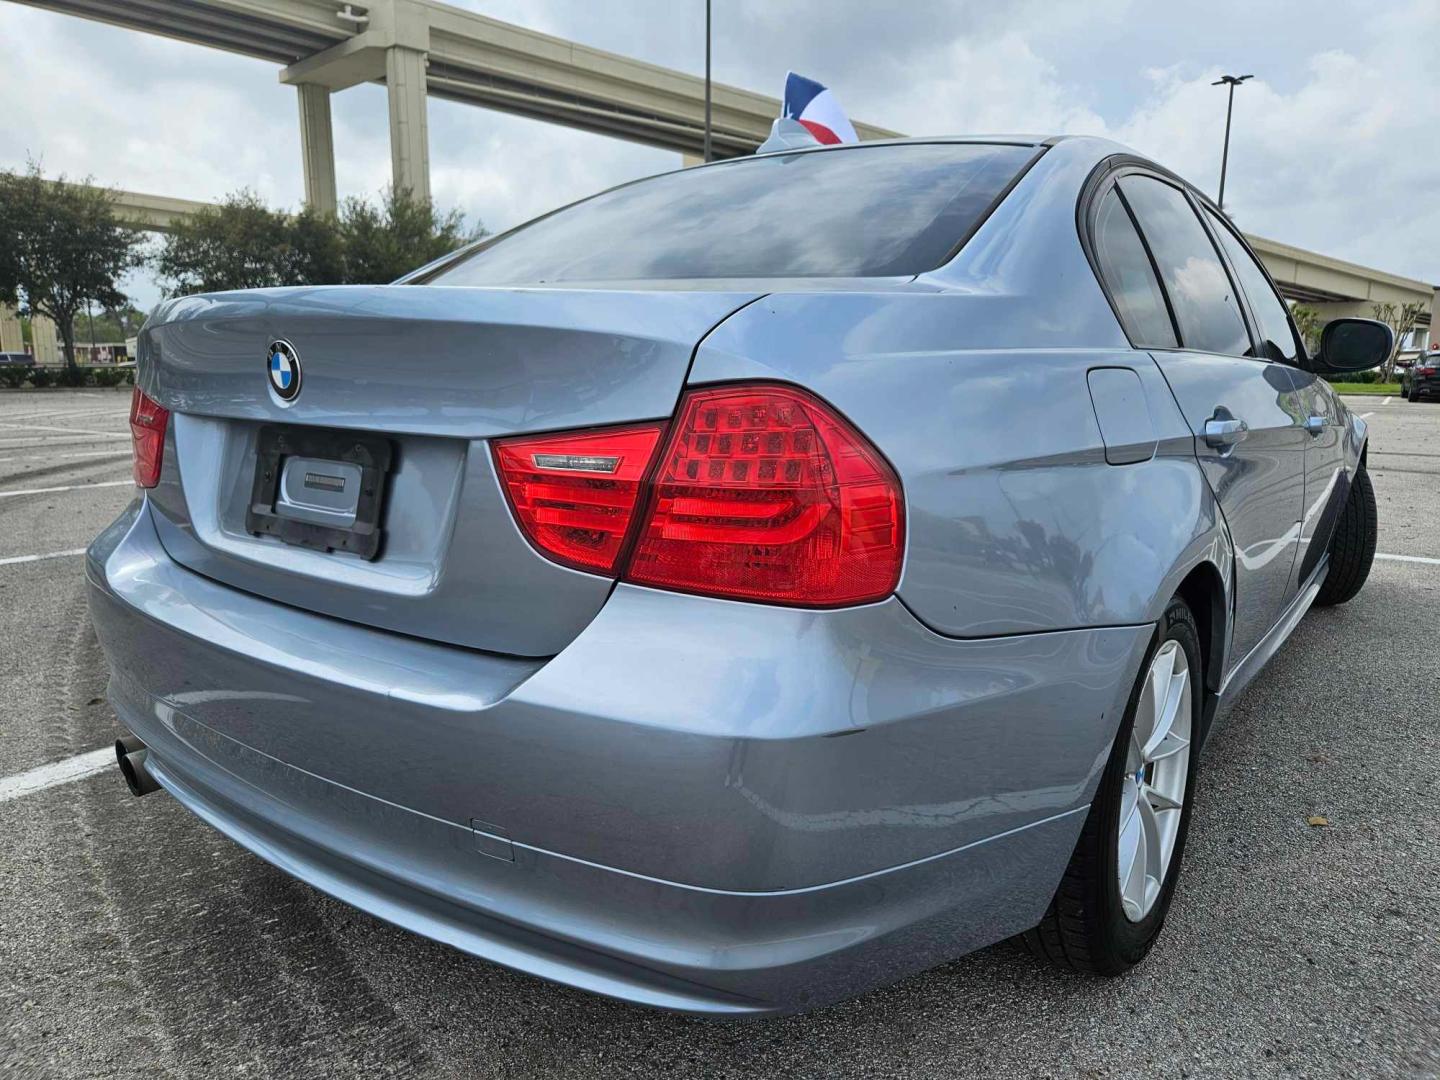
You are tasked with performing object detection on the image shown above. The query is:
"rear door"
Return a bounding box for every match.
[1102,171,1308,664]
[1198,206,1346,590]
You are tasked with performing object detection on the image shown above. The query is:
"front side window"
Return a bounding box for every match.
[1119,175,1251,357]
[427,142,1038,285]
[1092,187,1177,348]
[1204,210,1299,363]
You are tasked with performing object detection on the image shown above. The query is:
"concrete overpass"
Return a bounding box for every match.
[11,0,899,209]
[1251,235,1434,353]
[1250,234,1433,321]
[103,188,218,234]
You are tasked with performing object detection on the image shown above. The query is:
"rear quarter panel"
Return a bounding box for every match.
[691,299,1222,637]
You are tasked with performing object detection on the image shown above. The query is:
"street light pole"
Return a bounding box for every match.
[1212,73,1252,211]
[703,0,712,163]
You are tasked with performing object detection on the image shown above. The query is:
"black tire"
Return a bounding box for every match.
[1314,466,1377,607]
[1023,598,1203,976]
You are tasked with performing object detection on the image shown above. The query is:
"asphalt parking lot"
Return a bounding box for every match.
[1,388,1436,1079]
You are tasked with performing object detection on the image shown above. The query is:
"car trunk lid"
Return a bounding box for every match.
[140,284,761,656]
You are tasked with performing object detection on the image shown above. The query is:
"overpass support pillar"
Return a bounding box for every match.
[30,315,59,366]
[0,304,23,353]
[386,46,431,204]
[296,83,338,214]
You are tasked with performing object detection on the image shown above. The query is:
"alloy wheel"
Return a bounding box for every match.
[1116,639,1193,922]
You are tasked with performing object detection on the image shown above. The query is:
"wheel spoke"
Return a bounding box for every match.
[1131,647,1166,755]
[1149,642,1177,712]
[1143,781,1183,813]
[1148,730,1191,762]
[1137,790,1163,899]
[1119,774,1140,829]
[1118,789,1147,920]
[1142,652,1187,761]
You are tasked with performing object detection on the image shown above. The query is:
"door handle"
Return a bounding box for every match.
[1203,416,1249,448]
[1304,415,1327,436]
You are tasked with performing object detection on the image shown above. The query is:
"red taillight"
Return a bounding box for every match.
[1419,366,1436,376]
[129,387,169,488]
[493,385,905,606]
[493,424,666,573]
[627,385,903,606]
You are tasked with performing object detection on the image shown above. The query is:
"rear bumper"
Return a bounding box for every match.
[87,499,1151,1014]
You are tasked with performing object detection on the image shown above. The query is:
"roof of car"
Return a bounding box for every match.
[735,133,1141,174]
[773,133,1131,151]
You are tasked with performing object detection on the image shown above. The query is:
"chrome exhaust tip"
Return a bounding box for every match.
[115,735,161,797]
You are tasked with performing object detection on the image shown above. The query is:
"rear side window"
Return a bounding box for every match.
[1092,187,1177,348]
[1204,209,1299,363]
[1119,176,1251,357]
[427,143,1038,285]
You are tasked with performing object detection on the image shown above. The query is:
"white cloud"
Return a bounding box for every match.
[1112,38,1440,283]
[866,31,1112,138]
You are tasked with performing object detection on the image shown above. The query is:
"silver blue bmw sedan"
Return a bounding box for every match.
[88,134,1387,1015]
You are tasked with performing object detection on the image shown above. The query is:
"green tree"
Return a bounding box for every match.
[154,191,321,294]
[337,187,480,284]
[104,300,150,338]
[72,300,149,345]
[1290,304,1323,355]
[0,162,144,369]
[154,187,481,295]
[290,205,346,285]
[1370,300,1428,381]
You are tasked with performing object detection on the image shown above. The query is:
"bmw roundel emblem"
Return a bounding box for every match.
[267,339,302,402]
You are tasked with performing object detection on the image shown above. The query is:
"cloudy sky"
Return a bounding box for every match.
[2,0,1437,307]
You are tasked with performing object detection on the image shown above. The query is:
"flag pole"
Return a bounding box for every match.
[703,0,712,162]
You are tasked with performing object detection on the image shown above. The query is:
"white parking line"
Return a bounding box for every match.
[0,435,131,450]
[1383,397,1392,405]
[0,479,131,499]
[0,449,129,463]
[0,748,115,804]
[1376,552,1440,566]
[1359,412,1374,420]
[0,407,130,422]
[0,547,88,567]
[0,422,129,437]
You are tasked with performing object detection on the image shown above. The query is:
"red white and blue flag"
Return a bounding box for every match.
[782,72,858,146]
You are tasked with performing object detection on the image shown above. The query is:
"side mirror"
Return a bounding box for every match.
[1307,317,1394,375]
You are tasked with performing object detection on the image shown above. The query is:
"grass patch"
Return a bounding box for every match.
[1327,382,1401,395]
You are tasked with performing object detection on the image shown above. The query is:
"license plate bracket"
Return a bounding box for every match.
[246,425,393,560]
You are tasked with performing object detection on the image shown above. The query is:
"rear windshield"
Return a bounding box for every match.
[426,142,1038,286]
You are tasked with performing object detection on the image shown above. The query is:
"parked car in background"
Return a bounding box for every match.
[0,351,34,366]
[1402,351,1439,401]
[89,134,1390,1015]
